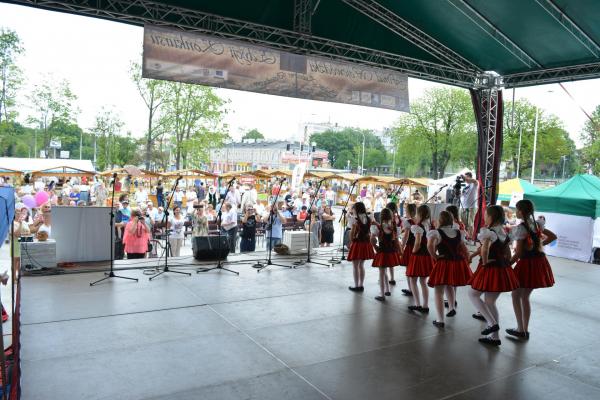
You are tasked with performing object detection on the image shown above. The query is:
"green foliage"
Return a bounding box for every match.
[390,87,476,178]
[580,104,600,175]
[0,28,24,123]
[310,127,385,171]
[242,128,264,140]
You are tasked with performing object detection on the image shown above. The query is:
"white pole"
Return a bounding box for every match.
[516,126,522,178]
[80,130,83,160]
[562,156,567,181]
[531,107,539,184]
[361,133,365,175]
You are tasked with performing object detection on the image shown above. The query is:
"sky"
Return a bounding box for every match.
[1,3,598,148]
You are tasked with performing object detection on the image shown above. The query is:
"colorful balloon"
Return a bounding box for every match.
[22,194,37,209]
[34,191,50,206]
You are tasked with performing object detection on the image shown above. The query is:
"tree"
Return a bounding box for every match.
[90,107,125,170]
[390,87,476,179]
[310,127,385,171]
[580,104,600,174]
[158,82,229,169]
[27,77,78,157]
[242,128,264,141]
[0,28,24,123]
[130,61,169,170]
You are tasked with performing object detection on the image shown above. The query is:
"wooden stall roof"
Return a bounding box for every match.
[389,177,431,187]
[0,167,23,177]
[303,170,340,180]
[30,166,95,178]
[162,169,217,178]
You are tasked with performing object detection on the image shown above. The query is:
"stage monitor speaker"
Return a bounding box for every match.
[193,236,230,261]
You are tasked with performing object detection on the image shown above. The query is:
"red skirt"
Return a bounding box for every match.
[399,245,412,266]
[406,254,433,277]
[347,241,375,261]
[469,264,519,292]
[514,255,555,289]
[428,259,473,287]
[372,251,402,268]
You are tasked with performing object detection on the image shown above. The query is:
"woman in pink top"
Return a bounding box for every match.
[123,209,150,259]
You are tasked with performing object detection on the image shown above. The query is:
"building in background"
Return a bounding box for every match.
[209,140,329,172]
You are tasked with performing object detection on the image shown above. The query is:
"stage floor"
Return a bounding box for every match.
[20,251,600,400]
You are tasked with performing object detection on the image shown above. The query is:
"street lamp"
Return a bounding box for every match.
[530,106,539,184]
[360,131,366,175]
[561,155,568,181]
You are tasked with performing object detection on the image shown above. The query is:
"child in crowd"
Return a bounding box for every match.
[371,208,402,301]
[347,202,375,292]
[406,205,433,313]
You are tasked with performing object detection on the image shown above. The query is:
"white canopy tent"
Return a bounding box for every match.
[0,157,95,174]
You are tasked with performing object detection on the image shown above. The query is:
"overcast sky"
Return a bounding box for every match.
[1,3,598,147]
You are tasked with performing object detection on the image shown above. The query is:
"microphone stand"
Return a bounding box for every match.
[90,172,139,286]
[425,184,448,204]
[254,177,294,272]
[197,177,239,275]
[294,178,331,268]
[149,176,192,280]
[330,179,358,264]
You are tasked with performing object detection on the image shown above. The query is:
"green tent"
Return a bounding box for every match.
[524,175,600,218]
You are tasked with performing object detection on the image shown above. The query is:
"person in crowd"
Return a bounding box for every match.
[406,205,433,313]
[347,202,374,292]
[468,205,519,346]
[507,200,557,340]
[266,201,288,251]
[399,203,418,296]
[156,181,164,207]
[426,211,472,328]
[460,172,479,240]
[359,186,367,198]
[186,186,197,215]
[69,186,81,203]
[385,202,401,286]
[298,205,308,222]
[240,204,260,252]
[371,208,402,302]
[191,204,208,253]
[240,184,257,213]
[146,201,159,221]
[79,182,90,204]
[444,204,466,309]
[325,186,335,207]
[412,190,424,205]
[11,206,31,274]
[46,185,58,206]
[115,198,131,239]
[155,206,165,224]
[197,181,206,202]
[320,205,335,247]
[208,185,217,209]
[122,209,150,259]
[226,185,241,210]
[167,206,185,257]
[306,206,321,249]
[373,191,386,223]
[173,187,184,209]
[134,185,148,206]
[504,207,518,231]
[206,204,217,222]
[221,202,238,253]
[95,181,108,206]
[30,202,52,238]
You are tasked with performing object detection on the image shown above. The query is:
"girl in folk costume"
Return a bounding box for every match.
[468,205,519,346]
[444,205,466,309]
[385,201,402,286]
[347,202,375,292]
[507,200,557,339]
[406,205,433,313]
[372,208,403,301]
[399,203,417,297]
[426,211,472,327]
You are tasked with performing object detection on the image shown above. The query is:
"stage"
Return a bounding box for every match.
[20,252,600,400]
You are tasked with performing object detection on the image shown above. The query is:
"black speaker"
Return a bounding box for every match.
[286,144,291,151]
[193,236,230,261]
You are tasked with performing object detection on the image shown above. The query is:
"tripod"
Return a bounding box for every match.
[254,177,294,272]
[90,172,139,286]
[149,176,192,280]
[294,178,331,268]
[330,179,358,264]
[196,177,239,275]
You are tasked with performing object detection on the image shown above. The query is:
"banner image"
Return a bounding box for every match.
[143,25,409,112]
[542,212,594,262]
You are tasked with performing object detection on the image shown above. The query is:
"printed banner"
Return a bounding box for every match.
[143,25,409,111]
[542,212,593,262]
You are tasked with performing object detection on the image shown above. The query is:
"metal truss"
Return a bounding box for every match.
[6,0,478,87]
[447,0,541,69]
[504,61,600,88]
[477,85,501,206]
[293,0,313,34]
[533,0,600,58]
[341,0,480,71]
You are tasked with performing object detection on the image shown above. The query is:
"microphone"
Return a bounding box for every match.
[228,177,236,185]
[439,184,449,189]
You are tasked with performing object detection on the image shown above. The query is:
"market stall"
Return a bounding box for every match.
[497,178,540,206]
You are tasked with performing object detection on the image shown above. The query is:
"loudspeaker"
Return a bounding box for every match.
[193,236,230,261]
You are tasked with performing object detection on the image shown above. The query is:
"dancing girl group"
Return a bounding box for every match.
[346,199,556,346]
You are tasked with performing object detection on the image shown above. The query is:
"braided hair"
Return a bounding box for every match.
[516,199,540,247]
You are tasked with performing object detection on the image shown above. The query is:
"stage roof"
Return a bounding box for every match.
[6,0,600,88]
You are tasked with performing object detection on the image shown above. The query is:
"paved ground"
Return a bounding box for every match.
[19,250,600,400]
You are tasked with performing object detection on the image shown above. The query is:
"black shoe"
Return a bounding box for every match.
[401,289,413,296]
[384,291,391,296]
[375,296,386,302]
[444,300,449,308]
[408,305,421,311]
[446,309,456,317]
[433,320,445,328]
[348,286,360,292]
[358,286,365,292]
[506,328,529,339]
[419,307,430,314]
[478,337,501,346]
[472,313,486,321]
[389,280,396,285]
[481,324,500,336]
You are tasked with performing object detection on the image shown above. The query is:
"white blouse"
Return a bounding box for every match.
[477,225,507,243]
[427,227,465,243]
[510,219,545,241]
[410,220,431,236]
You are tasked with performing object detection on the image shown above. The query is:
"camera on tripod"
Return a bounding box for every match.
[454,175,466,197]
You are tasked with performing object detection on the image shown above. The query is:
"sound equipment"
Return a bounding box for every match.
[193,236,230,261]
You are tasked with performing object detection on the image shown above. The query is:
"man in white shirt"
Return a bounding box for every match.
[134,186,148,205]
[226,186,241,210]
[173,187,184,209]
[325,187,335,207]
[146,201,159,221]
[220,202,238,253]
[459,172,479,239]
